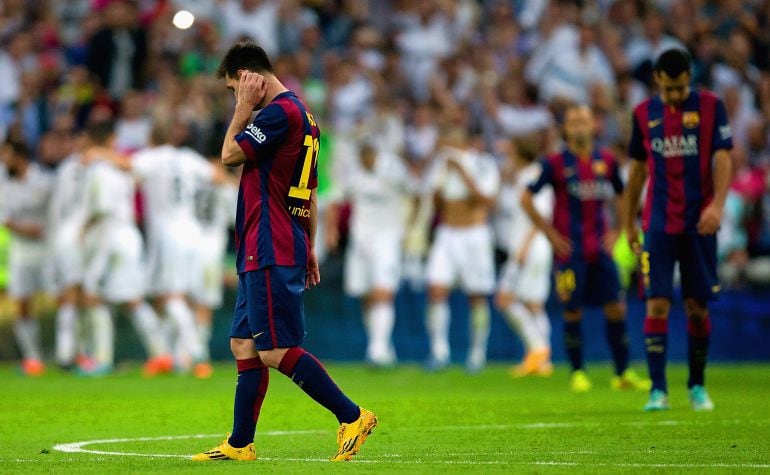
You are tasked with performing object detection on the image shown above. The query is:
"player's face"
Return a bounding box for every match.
[563,106,595,147]
[655,71,691,107]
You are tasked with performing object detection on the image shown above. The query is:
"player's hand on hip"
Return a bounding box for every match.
[237,71,268,109]
[697,202,722,235]
[625,224,642,256]
[306,250,321,289]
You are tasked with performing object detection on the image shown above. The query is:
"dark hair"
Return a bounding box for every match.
[513,134,541,163]
[654,49,691,78]
[216,41,274,79]
[84,120,115,145]
[4,138,30,159]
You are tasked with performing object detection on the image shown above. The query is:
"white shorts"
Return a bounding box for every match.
[146,226,199,296]
[344,234,402,296]
[427,224,495,294]
[191,236,226,308]
[498,235,552,303]
[83,223,145,303]
[49,228,84,293]
[8,241,48,298]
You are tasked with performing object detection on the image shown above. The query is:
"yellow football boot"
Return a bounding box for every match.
[569,369,592,392]
[192,435,256,461]
[331,407,378,461]
[611,368,652,391]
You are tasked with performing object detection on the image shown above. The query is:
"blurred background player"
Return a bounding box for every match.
[495,134,554,377]
[0,139,52,376]
[424,128,500,373]
[523,104,650,392]
[78,121,170,375]
[625,49,733,412]
[328,141,417,367]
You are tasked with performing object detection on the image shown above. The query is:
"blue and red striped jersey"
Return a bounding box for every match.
[629,89,733,234]
[234,91,319,274]
[528,148,624,263]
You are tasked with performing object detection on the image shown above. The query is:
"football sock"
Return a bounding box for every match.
[644,317,668,392]
[130,302,169,358]
[55,304,78,366]
[196,320,213,362]
[533,309,552,351]
[468,301,491,367]
[165,298,204,364]
[687,316,711,388]
[278,347,360,424]
[368,302,396,363]
[13,318,43,361]
[564,320,583,371]
[605,319,629,375]
[506,302,546,351]
[427,301,450,363]
[90,305,114,367]
[228,358,269,448]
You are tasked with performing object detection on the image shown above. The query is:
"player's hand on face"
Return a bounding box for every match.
[697,202,722,235]
[305,250,321,289]
[238,71,268,109]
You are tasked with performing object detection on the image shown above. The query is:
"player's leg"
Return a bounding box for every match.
[680,233,718,410]
[425,227,455,370]
[641,232,677,410]
[367,288,397,367]
[497,267,547,374]
[55,286,80,369]
[343,239,376,363]
[9,257,45,375]
[460,226,496,374]
[555,260,589,390]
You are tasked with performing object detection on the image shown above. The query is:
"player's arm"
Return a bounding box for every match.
[306,188,320,288]
[521,161,571,258]
[2,219,44,239]
[445,158,496,208]
[623,112,649,254]
[697,148,731,234]
[222,72,268,167]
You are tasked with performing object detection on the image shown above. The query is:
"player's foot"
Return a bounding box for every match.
[193,362,214,379]
[535,361,554,377]
[688,385,714,411]
[142,355,174,377]
[643,389,671,411]
[423,357,449,373]
[192,435,256,461]
[465,354,486,374]
[21,358,45,377]
[77,364,113,377]
[332,407,377,461]
[611,369,652,391]
[569,369,592,392]
[510,349,551,377]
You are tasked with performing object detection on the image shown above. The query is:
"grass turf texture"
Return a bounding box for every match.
[1,362,768,473]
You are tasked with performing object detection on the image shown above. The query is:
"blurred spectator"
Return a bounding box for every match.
[114,89,151,152]
[221,0,279,55]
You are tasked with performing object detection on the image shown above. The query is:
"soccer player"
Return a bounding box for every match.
[424,128,500,373]
[522,104,650,392]
[335,141,416,367]
[0,139,52,376]
[495,135,554,377]
[193,42,377,462]
[624,49,732,411]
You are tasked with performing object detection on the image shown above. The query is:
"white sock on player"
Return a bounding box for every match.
[165,297,204,368]
[533,309,552,352]
[13,318,43,361]
[468,301,491,369]
[130,302,169,358]
[89,305,114,367]
[55,304,78,366]
[368,301,396,365]
[427,301,450,363]
[195,320,212,362]
[507,302,546,352]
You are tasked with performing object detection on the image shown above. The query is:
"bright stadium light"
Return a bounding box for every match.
[172,10,195,30]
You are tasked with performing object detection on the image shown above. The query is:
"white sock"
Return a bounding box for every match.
[55,304,78,365]
[533,309,552,352]
[368,302,396,364]
[13,318,42,361]
[166,298,204,366]
[90,305,114,367]
[468,301,491,366]
[507,302,546,352]
[131,302,169,358]
[195,320,212,362]
[427,301,450,363]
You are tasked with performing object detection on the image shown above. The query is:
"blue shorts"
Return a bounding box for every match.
[555,252,622,311]
[642,232,718,302]
[230,266,307,350]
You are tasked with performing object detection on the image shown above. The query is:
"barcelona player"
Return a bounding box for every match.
[522,104,650,392]
[193,42,377,462]
[625,49,732,411]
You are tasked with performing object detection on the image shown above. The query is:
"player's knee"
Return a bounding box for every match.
[428,286,449,303]
[647,298,670,318]
[523,302,544,314]
[257,348,288,369]
[563,310,582,322]
[369,288,393,304]
[604,302,626,321]
[684,298,708,320]
[230,338,258,360]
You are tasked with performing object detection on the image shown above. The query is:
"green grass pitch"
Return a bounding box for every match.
[1,362,768,473]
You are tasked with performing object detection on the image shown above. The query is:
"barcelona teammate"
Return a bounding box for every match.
[625,49,732,411]
[522,104,650,392]
[193,42,376,462]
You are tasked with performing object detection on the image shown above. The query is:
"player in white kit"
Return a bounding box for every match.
[494,135,554,377]
[78,121,171,374]
[1,139,52,376]
[424,129,500,373]
[338,142,417,367]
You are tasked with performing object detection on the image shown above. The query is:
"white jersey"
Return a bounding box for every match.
[132,145,215,234]
[0,163,51,256]
[195,180,236,250]
[48,156,90,235]
[86,161,136,227]
[427,148,500,202]
[345,152,416,239]
[508,162,553,254]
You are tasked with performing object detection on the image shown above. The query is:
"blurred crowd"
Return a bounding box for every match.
[2,0,770,288]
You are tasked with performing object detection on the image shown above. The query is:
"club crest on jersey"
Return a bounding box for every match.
[245,123,267,143]
[682,111,699,129]
[651,134,698,157]
[591,161,607,176]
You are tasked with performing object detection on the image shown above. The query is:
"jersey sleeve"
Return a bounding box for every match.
[235,104,289,161]
[712,98,733,151]
[131,151,154,180]
[527,158,553,194]
[628,111,647,161]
